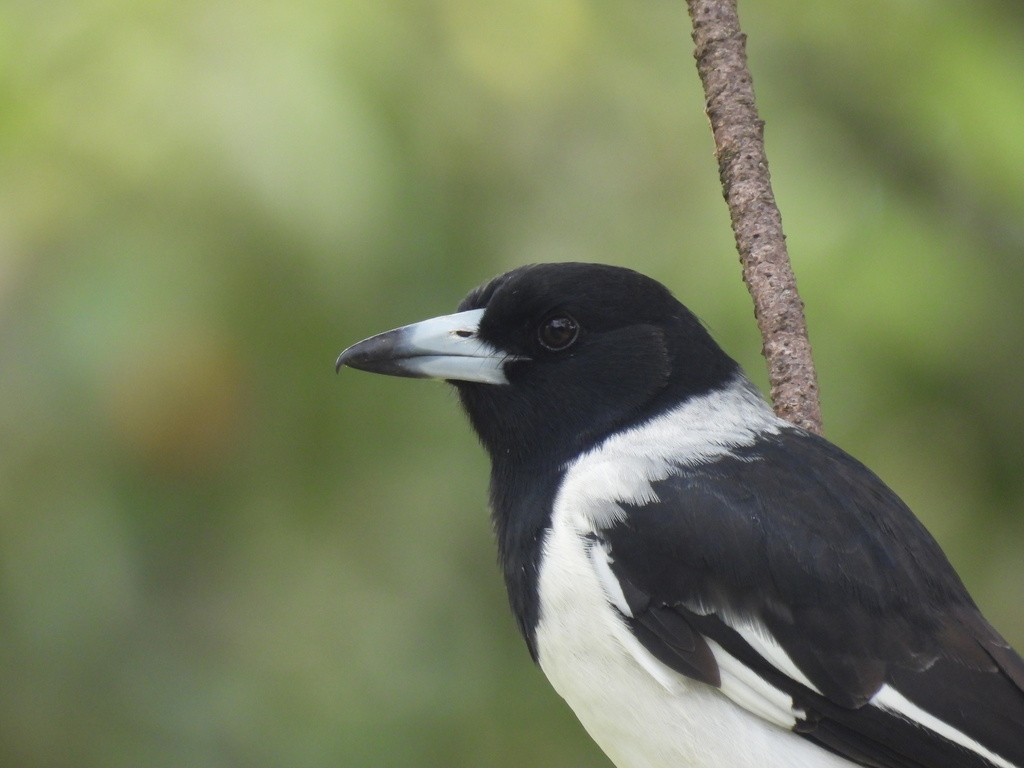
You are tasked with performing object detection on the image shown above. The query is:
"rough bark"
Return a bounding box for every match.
[686,0,823,435]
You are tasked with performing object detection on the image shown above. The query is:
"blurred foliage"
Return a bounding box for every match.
[0,1,1022,766]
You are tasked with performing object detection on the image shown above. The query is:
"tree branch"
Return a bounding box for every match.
[686,0,823,435]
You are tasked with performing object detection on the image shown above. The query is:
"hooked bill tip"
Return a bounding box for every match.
[335,340,376,374]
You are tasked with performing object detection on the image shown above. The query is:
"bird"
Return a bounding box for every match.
[335,262,1024,768]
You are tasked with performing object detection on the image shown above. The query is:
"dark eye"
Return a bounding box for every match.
[537,314,580,351]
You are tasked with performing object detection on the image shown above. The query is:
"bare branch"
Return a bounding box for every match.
[686,0,823,435]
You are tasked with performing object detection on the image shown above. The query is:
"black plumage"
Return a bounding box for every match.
[602,431,1024,765]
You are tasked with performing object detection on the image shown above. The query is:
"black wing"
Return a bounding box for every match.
[599,429,1024,768]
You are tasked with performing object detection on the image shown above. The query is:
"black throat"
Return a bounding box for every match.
[486,453,565,662]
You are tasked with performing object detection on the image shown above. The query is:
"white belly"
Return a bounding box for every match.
[534,518,856,768]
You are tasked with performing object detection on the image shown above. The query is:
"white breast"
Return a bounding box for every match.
[533,379,856,767]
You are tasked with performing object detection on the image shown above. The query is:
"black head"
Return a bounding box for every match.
[337,263,739,466]
[453,263,739,466]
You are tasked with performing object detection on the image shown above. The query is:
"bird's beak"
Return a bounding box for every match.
[336,308,518,385]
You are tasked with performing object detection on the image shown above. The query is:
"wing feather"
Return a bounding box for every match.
[598,429,1024,768]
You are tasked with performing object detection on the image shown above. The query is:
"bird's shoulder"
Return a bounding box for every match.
[548,379,1024,768]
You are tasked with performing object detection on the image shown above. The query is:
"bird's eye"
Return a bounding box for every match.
[537,314,580,351]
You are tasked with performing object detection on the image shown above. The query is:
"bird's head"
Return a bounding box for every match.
[337,263,739,467]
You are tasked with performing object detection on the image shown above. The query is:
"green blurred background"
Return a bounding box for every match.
[1,1,1022,766]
